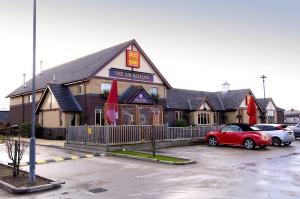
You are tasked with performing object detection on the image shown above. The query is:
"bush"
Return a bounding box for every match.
[20,123,43,138]
[175,119,188,127]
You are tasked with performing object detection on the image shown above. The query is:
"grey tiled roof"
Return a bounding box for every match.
[285,109,300,116]
[217,89,250,110]
[167,88,224,111]
[36,84,82,112]
[257,98,284,112]
[48,84,82,112]
[8,40,135,97]
[257,98,270,111]
[167,88,260,111]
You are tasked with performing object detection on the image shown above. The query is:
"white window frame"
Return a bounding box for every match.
[101,82,112,94]
[150,87,158,96]
[197,112,210,125]
[175,111,183,122]
[29,94,32,103]
[95,109,104,126]
[78,84,83,95]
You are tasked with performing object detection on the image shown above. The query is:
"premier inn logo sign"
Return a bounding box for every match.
[126,50,140,68]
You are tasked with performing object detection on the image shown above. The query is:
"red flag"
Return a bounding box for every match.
[105,80,118,125]
[247,96,257,125]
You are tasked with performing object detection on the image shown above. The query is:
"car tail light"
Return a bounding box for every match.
[276,126,284,130]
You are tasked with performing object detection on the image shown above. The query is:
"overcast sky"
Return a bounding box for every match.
[0,0,299,110]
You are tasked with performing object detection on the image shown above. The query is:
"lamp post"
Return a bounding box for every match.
[261,75,267,123]
[29,0,37,184]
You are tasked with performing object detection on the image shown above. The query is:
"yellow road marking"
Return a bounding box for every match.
[36,160,47,164]
[54,157,64,161]
[71,156,80,160]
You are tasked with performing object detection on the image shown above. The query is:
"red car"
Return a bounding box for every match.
[205,123,271,150]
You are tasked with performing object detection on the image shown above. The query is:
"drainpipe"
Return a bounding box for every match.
[84,81,87,124]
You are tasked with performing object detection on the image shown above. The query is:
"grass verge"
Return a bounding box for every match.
[112,150,189,163]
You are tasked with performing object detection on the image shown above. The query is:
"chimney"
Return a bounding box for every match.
[222,81,230,94]
[53,74,56,82]
[40,60,43,75]
[23,73,27,88]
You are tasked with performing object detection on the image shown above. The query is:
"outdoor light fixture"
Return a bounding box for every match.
[260,75,267,123]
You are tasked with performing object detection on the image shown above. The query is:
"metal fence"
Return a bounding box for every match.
[66,125,222,146]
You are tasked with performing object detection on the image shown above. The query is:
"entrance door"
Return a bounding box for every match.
[95,109,104,126]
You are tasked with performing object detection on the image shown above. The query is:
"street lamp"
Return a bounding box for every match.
[261,75,267,123]
[29,0,37,184]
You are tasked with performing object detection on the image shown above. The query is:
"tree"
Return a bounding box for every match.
[5,135,28,177]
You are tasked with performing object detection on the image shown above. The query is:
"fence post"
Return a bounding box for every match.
[105,126,109,152]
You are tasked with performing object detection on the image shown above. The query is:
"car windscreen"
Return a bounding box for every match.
[250,126,261,131]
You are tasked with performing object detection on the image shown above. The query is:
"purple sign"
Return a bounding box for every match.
[109,68,154,82]
[131,91,153,104]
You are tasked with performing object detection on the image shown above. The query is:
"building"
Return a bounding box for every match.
[166,88,263,126]
[284,109,300,124]
[257,98,285,124]
[0,111,9,128]
[7,39,286,138]
[7,39,171,138]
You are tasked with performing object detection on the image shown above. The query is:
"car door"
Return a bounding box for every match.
[219,125,236,144]
[227,125,243,145]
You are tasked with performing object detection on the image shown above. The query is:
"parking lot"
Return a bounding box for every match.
[0,141,300,199]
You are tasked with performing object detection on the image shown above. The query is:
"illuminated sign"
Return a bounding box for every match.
[126,50,140,68]
[109,68,154,82]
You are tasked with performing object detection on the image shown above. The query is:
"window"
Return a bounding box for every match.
[101,82,111,94]
[267,111,275,123]
[77,84,83,95]
[175,111,183,122]
[213,112,219,124]
[150,87,158,96]
[95,109,105,126]
[59,111,63,126]
[221,125,242,132]
[29,94,32,103]
[198,113,210,124]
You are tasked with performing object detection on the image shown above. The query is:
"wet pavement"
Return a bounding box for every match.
[0,140,300,199]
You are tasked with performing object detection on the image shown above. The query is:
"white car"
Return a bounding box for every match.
[289,123,300,138]
[254,124,295,146]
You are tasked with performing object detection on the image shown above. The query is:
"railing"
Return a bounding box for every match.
[66,125,222,146]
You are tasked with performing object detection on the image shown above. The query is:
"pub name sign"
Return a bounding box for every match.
[126,50,140,68]
[109,68,154,82]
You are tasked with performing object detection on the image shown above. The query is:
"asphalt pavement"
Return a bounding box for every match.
[0,140,300,199]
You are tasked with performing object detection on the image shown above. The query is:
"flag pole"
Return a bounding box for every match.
[29,0,37,184]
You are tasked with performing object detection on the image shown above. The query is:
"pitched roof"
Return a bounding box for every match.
[167,88,264,112]
[36,84,82,113]
[166,88,224,111]
[285,109,300,117]
[257,98,270,111]
[119,85,155,104]
[257,98,284,111]
[217,89,250,110]
[8,39,171,97]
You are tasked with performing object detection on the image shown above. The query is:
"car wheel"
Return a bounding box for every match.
[208,136,218,146]
[244,139,255,150]
[284,142,291,146]
[272,137,282,146]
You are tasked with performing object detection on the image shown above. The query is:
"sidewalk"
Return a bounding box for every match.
[22,138,65,149]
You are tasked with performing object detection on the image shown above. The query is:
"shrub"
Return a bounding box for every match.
[102,90,110,99]
[175,119,188,127]
[151,94,160,102]
[20,123,43,138]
